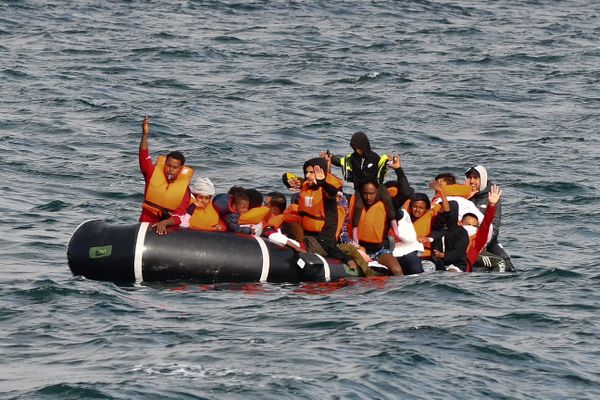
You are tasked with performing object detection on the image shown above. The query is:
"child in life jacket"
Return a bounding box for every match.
[213,186,253,234]
[261,192,306,253]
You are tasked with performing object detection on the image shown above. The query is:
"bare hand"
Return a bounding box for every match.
[319,150,332,164]
[428,180,444,194]
[288,178,303,192]
[386,154,401,169]
[314,165,326,181]
[142,115,149,136]
[152,220,169,235]
[488,184,502,205]
[433,249,445,259]
[347,260,358,270]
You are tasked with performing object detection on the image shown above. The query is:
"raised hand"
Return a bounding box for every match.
[428,180,444,194]
[387,154,401,169]
[142,115,149,136]
[314,165,326,181]
[288,177,303,192]
[488,184,502,205]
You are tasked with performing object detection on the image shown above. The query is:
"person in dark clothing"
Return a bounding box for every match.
[298,158,349,257]
[321,131,397,243]
[430,200,469,272]
[465,165,514,270]
[328,131,389,189]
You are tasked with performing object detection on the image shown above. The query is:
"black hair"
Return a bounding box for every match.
[435,172,456,185]
[246,188,264,209]
[462,212,479,222]
[268,192,287,213]
[233,191,249,205]
[166,151,185,165]
[360,178,380,191]
[411,193,431,210]
[228,186,246,196]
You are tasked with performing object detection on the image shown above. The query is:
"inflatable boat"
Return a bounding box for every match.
[67,220,368,284]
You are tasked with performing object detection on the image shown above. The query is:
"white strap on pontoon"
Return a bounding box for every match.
[253,235,270,282]
[133,222,149,284]
[314,254,331,282]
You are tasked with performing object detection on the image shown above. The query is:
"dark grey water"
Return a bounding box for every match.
[2,1,600,398]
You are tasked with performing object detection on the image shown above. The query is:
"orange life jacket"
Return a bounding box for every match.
[431,184,472,203]
[412,203,442,238]
[387,186,399,198]
[239,205,270,225]
[189,202,227,232]
[298,173,343,233]
[283,204,301,224]
[412,204,443,259]
[356,200,388,245]
[142,155,194,217]
[264,213,285,230]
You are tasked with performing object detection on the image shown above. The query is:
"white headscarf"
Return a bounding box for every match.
[190,177,215,196]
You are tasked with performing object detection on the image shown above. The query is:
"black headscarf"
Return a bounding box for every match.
[303,157,328,177]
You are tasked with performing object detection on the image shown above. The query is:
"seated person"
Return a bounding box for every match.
[213,186,253,234]
[462,185,514,272]
[298,157,365,273]
[430,200,469,272]
[465,165,513,269]
[349,179,404,276]
[432,172,486,228]
[261,192,305,253]
[391,208,424,275]
[410,182,450,259]
[178,177,226,231]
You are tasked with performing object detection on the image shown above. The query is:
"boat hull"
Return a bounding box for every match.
[67,220,360,284]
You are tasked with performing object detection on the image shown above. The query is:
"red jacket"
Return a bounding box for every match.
[466,203,497,272]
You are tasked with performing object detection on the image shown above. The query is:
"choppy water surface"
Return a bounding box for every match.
[1,1,600,398]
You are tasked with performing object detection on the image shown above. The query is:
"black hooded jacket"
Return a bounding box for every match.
[430,201,469,271]
[331,131,387,190]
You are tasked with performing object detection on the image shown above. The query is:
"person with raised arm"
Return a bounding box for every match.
[138,116,193,235]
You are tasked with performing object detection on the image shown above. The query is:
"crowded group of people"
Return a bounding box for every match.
[138,116,515,276]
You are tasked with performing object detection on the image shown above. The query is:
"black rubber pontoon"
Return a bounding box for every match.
[67,220,361,284]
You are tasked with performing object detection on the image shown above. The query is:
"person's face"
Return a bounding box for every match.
[304,166,317,185]
[466,172,481,192]
[461,215,479,228]
[164,157,183,182]
[411,200,428,218]
[351,144,364,156]
[362,183,377,206]
[269,205,282,216]
[234,199,249,214]
[193,194,212,209]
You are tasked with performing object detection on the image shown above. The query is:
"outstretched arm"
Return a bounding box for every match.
[140,115,149,151]
[466,185,502,270]
[429,180,449,212]
[139,116,154,177]
[388,154,414,204]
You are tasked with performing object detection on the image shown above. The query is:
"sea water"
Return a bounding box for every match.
[1,1,600,398]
